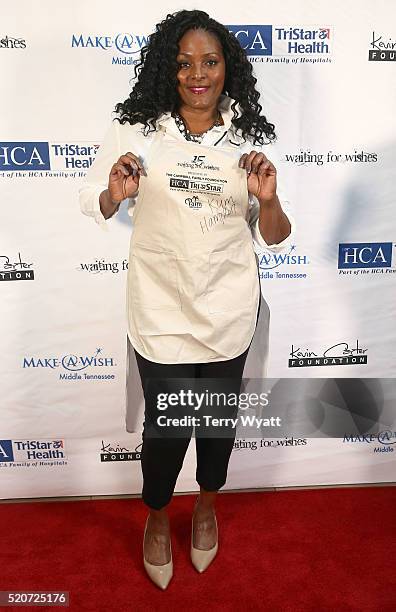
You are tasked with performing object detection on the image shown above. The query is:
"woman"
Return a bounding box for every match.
[79,9,294,590]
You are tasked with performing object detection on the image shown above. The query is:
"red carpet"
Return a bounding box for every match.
[0,486,394,611]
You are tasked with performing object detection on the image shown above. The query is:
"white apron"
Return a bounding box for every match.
[124,126,271,431]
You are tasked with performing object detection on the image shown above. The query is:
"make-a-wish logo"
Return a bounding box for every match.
[338,242,395,275]
[22,348,117,381]
[368,31,396,61]
[289,340,368,367]
[0,251,34,281]
[0,439,67,468]
[343,431,395,454]
[258,244,309,279]
[100,440,142,462]
[227,25,332,64]
[71,33,149,66]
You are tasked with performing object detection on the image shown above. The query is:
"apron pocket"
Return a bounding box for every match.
[207,246,254,314]
[130,244,181,310]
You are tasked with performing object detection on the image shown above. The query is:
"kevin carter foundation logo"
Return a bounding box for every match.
[100,440,141,462]
[288,340,368,367]
[0,251,34,281]
[368,31,396,61]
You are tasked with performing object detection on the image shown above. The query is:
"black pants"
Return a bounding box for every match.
[134,345,251,510]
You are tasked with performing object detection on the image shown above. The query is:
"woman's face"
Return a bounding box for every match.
[176,28,226,111]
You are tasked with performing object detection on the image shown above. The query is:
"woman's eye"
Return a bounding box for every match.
[177,60,218,69]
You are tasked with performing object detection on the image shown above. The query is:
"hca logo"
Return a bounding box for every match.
[338,242,393,269]
[0,142,50,170]
[0,440,14,462]
[227,25,272,55]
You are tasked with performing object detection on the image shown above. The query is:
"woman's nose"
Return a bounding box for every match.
[191,65,206,79]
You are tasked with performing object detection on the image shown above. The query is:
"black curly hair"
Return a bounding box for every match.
[114,10,276,145]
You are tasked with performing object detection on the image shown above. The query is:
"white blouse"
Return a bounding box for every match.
[79,94,295,252]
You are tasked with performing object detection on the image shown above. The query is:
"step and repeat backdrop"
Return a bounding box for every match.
[1,0,395,499]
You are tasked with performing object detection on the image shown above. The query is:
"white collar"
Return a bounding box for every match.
[155,94,245,143]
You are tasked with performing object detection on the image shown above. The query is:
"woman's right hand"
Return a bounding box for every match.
[108,152,147,203]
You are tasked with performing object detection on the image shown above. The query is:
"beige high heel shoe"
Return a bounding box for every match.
[143,516,173,590]
[190,510,218,573]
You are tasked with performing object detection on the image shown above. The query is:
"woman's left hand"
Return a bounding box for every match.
[239,151,277,203]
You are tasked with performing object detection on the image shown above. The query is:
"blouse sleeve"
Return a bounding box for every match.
[78,120,138,231]
[248,147,296,252]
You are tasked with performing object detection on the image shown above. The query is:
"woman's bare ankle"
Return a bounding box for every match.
[147,507,170,529]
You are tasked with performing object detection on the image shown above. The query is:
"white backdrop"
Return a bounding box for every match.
[1,0,395,500]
